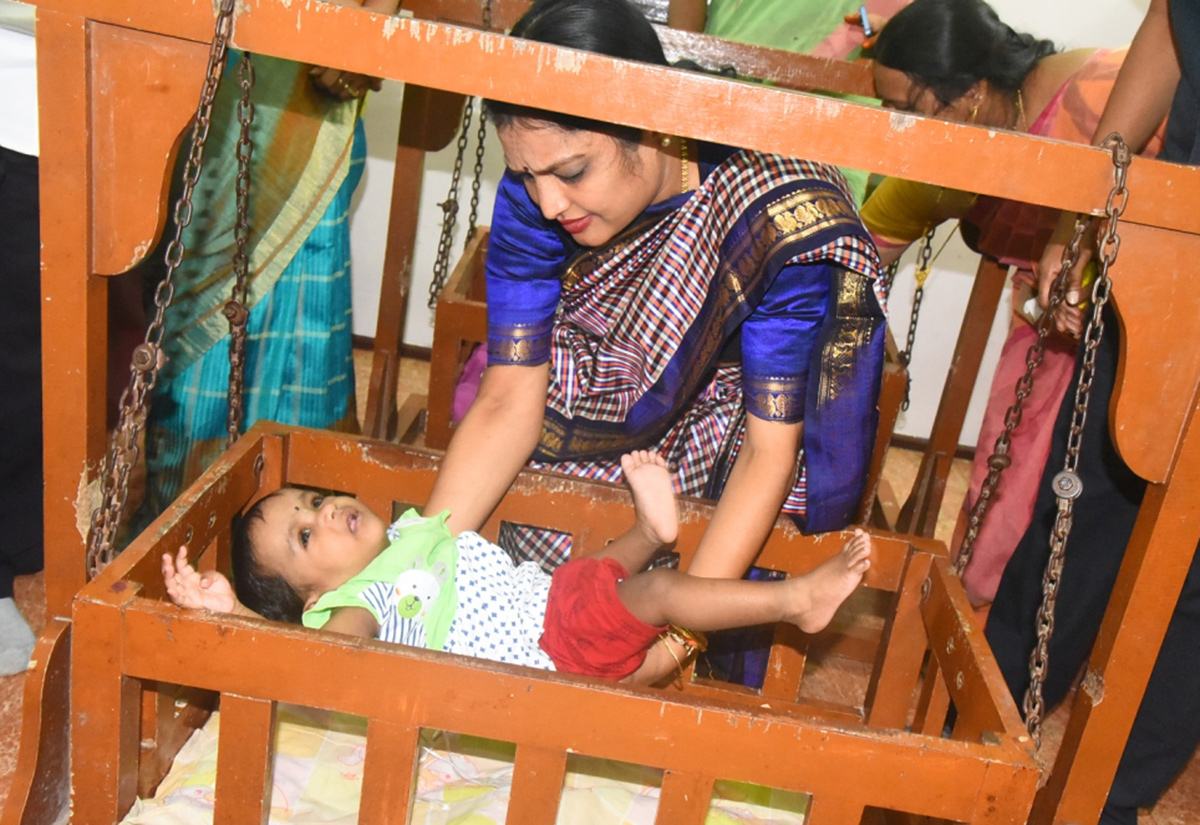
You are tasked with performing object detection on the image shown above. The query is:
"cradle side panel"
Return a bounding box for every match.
[118,599,1036,823]
[1,620,70,825]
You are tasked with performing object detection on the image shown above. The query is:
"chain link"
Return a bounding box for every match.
[896,228,935,410]
[1022,133,1130,747]
[225,51,255,448]
[85,0,241,579]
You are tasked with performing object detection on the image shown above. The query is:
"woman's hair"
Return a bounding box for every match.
[873,0,1057,106]
[482,0,668,145]
[230,491,306,624]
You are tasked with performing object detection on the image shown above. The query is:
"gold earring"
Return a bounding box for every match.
[969,101,979,123]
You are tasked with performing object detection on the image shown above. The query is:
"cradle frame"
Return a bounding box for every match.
[13,1,1200,824]
[71,421,1036,825]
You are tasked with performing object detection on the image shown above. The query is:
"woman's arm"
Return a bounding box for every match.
[1035,0,1180,333]
[424,362,550,535]
[687,415,803,578]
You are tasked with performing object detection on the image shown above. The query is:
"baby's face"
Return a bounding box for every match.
[253,488,388,608]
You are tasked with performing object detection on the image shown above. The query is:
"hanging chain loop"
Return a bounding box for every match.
[86,0,241,578]
[896,228,935,410]
[427,0,493,309]
[1022,133,1130,747]
[225,51,256,448]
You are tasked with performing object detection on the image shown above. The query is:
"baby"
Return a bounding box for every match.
[163,451,872,681]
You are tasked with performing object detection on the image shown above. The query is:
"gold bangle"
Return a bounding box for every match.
[664,624,708,655]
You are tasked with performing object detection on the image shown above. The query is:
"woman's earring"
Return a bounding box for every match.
[969,101,980,123]
[661,135,672,148]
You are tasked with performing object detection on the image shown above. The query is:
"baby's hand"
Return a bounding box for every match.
[162,546,237,613]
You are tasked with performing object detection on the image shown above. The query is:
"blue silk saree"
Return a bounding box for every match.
[486,142,886,566]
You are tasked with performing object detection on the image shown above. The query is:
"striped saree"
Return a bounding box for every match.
[486,143,886,569]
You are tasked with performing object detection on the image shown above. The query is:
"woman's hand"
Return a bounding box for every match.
[309,65,382,101]
[162,546,238,613]
[1035,212,1096,339]
[843,9,888,49]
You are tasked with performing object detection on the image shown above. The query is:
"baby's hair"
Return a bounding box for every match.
[230,490,306,624]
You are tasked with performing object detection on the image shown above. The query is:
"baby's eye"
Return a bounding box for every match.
[299,528,311,548]
[311,494,324,508]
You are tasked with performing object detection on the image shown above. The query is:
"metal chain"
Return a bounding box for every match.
[464,0,493,246]
[85,0,241,578]
[897,228,936,410]
[428,0,493,309]
[954,217,1090,578]
[1023,133,1131,747]
[224,52,255,448]
[427,98,473,309]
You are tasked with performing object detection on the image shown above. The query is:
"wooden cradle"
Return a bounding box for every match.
[71,421,1036,824]
[12,1,1200,824]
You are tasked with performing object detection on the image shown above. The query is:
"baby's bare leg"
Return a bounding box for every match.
[617,530,872,634]
[590,451,678,573]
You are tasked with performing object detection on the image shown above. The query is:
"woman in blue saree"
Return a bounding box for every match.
[424,0,887,682]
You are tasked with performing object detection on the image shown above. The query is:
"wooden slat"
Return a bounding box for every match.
[864,550,934,728]
[806,795,864,825]
[359,720,422,824]
[70,597,142,824]
[897,257,1009,537]
[759,622,807,703]
[213,694,277,825]
[655,770,714,825]
[506,744,567,825]
[912,655,951,738]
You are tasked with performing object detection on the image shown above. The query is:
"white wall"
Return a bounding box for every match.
[347,0,1150,446]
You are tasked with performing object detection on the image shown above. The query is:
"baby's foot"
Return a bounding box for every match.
[620,450,678,546]
[789,529,872,634]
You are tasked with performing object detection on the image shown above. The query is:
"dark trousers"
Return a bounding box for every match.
[986,306,1200,824]
[0,145,44,599]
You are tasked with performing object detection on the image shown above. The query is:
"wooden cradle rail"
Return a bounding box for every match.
[70,423,1036,825]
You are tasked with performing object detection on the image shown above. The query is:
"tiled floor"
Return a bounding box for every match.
[1,352,1198,823]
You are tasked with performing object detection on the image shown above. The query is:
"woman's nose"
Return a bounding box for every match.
[535,179,569,220]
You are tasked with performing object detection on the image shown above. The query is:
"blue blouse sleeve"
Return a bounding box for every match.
[485,171,570,366]
[740,260,833,424]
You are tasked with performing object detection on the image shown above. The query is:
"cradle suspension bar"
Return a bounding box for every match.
[85,0,241,578]
[1023,133,1132,748]
[223,51,256,448]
